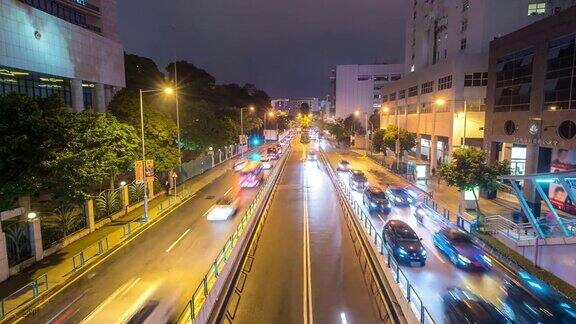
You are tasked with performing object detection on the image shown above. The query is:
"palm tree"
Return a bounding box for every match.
[41,205,85,238]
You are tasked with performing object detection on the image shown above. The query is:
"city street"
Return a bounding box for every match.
[321,142,516,323]
[224,139,382,324]
[17,159,270,323]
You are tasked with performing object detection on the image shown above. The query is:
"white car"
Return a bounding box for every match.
[233,158,248,171]
[261,157,272,169]
[337,160,351,171]
[207,197,239,221]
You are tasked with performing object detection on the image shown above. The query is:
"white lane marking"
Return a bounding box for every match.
[80,277,140,323]
[340,312,348,324]
[224,187,232,196]
[46,290,88,324]
[165,229,191,253]
[303,169,314,324]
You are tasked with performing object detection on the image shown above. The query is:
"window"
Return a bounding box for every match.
[398,90,406,99]
[460,38,467,50]
[528,3,546,15]
[421,81,434,94]
[462,0,469,12]
[397,106,406,114]
[420,103,432,114]
[408,86,418,97]
[544,34,576,111]
[407,105,418,114]
[374,76,388,82]
[391,74,402,81]
[382,94,388,103]
[389,92,396,101]
[461,19,468,32]
[464,72,488,87]
[558,120,576,139]
[494,48,534,112]
[358,76,370,81]
[22,0,98,32]
[438,75,452,90]
[504,120,517,135]
[0,65,72,106]
[374,94,381,99]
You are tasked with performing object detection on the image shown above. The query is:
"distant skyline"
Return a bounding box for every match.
[117,0,406,98]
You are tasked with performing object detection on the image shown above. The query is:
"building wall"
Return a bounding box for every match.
[334,64,403,124]
[0,0,124,112]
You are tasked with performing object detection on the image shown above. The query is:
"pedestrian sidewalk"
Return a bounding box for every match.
[0,157,237,318]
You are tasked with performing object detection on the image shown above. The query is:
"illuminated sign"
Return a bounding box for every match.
[82,83,95,88]
[39,77,64,83]
[0,69,29,77]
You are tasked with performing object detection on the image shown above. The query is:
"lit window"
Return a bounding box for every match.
[528,3,546,15]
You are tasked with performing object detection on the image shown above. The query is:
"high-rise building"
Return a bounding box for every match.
[485,5,576,215]
[380,0,575,169]
[333,64,403,125]
[271,97,320,115]
[0,0,125,112]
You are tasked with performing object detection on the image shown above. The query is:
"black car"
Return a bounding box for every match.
[363,187,391,214]
[443,287,511,324]
[503,271,576,323]
[349,170,368,191]
[383,220,426,266]
[385,186,415,206]
[433,228,491,271]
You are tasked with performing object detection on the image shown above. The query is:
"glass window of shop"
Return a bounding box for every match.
[82,82,94,109]
[510,145,527,176]
[494,48,534,112]
[0,66,72,106]
[544,33,576,111]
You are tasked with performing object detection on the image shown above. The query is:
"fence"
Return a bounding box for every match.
[177,145,240,186]
[176,145,287,323]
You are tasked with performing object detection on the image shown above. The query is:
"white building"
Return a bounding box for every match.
[380,0,575,169]
[272,97,320,115]
[0,0,125,112]
[334,64,403,125]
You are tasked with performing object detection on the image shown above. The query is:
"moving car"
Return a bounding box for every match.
[240,162,264,188]
[433,228,492,271]
[260,156,272,169]
[349,170,368,191]
[307,150,318,161]
[267,147,279,160]
[363,187,391,214]
[383,220,426,266]
[503,271,576,323]
[233,158,248,171]
[337,160,351,172]
[206,196,239,221]
[443,287,511,324]
[385,186,415,206]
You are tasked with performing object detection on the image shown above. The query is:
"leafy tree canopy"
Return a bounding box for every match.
[381,125,417,153]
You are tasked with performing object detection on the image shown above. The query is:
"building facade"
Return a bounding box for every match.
[485,5,576,214]
[0,0,125,112]
[381,0,575,170]
[333,64,403,124]
[271,97,320,115]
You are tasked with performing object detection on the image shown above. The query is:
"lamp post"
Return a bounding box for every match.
[240,106,255,157]
[173,63,181,165]
[139,87,173,223]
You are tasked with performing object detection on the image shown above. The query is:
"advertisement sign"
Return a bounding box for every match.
[548,149,576,215]
[134,160,144,184]
[145,160,154,178]
[239,135,247,145]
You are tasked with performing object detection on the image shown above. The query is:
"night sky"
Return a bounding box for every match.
[117,0,406,98]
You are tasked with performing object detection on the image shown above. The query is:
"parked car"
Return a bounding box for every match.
[383,220,426,266]
[337,160,351,172]
[363,187,391,214]
[443,287,511,324]
[503,271,576,323]
[385,186,415,206]
[433,228,492,271]
[349,170,368,191]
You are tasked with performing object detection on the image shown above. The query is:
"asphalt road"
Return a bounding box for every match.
[321,141,515,323]
[224,139,382,324]
[17,154,275,324]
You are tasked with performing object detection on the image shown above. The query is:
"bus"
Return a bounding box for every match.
[239,162,264,188]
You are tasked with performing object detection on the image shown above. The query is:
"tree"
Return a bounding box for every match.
[343,114,364,135]
[108,89,179,173]
[438,147,510,217]
[382,125,417,154]
[368,109,380,131]
[371,129,386,153]
[124,54,165,91]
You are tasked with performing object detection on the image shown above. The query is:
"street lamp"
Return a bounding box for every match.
[240,106,255,157]
[27,212,37,220]
[434,97,469,147]
[139,87,173,223]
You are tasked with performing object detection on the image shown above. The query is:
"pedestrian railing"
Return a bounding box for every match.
[323,153,435,324]
[0,274,48,320]
[176,146,289,324]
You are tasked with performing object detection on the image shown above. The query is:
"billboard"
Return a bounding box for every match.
[548,149,576,215]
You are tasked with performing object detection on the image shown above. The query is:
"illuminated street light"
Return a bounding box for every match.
[382,106,389,114]
[298,113,302,118]
[308,113,312,117]
[119,181,127,187]
[268,111,275,117]
[139,86,173,223]
[435,98,446,106]
[354,110,360,117]
[249,106,255,112]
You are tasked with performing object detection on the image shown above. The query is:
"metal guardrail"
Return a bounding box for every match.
[176,145,289,323]
[0,274,48,320]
